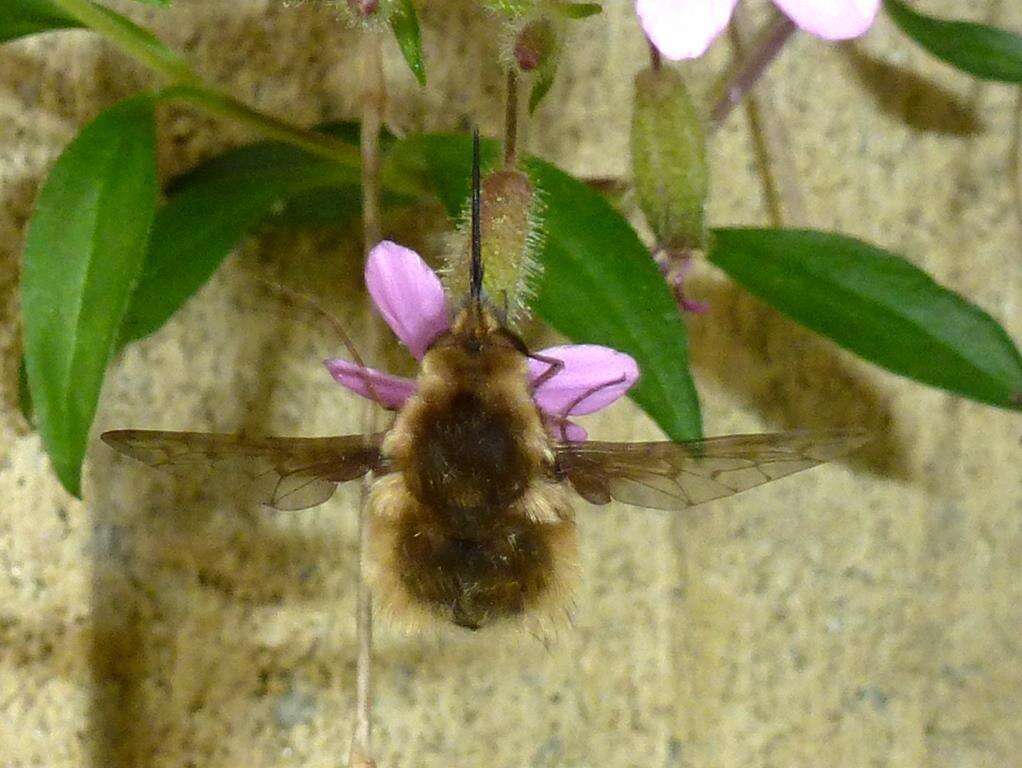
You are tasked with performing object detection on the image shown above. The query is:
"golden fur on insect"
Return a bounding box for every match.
[366,308,579,631]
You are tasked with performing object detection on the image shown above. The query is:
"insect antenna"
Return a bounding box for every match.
[470,127,484,307]
[248,274,387,409]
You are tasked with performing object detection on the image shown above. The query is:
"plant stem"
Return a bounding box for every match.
[350,27,386,768]
[648,37,662,71]
[724,10,806,226]
[504,68,520,167]
[49,0,198,85]
[159,84,363,169]
[710,14,796,130]
[49,0,429,199]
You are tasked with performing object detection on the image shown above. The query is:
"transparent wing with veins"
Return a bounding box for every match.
[554,429,870,511]
[101,430,387,511]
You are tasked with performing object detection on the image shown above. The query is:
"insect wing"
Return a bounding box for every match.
[101,430,386,511]
[555,429,870,511]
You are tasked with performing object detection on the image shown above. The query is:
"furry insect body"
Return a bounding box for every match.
[368,307,578,630]
[100,131,870,635]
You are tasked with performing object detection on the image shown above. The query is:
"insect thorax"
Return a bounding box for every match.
[393,325,548,533]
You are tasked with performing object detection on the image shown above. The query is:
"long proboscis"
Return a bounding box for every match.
[470,127,483,305]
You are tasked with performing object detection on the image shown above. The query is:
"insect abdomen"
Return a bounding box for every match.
[368,496,577,630]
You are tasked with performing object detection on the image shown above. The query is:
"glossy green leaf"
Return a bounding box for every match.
[709,228,1022,410]
[388,134,702,440]
[2,0,192,80]
[119,142,362,345]
[390,0,426,86]
[86,0,192,81]
[22,96,158,496]
[0,0,81,42]
[120,122,409,345]
[885,0,1022,82]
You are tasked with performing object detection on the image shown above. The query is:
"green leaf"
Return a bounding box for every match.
[119,142,362,345]
[22,95,158,496]
[885,0,1022,83]
[709,228,1022,411]
[86,0,192,81]
[389,0,426,86]
[529,65,557,113]
[2,0,193,80]
[388,134,703,440]
[120,122,410,346]
[550,2,601,19]
[0,0,81,42]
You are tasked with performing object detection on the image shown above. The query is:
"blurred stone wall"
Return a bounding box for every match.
[1,1,1020,766]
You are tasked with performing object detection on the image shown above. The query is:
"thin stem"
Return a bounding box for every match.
[360,39,384,250]
[49,0,428,200]
[349,27,386,768]
[710,14,796,130]
[49,0,198,85]
[648,37,662,71]
[159,85,362,170]
[504,68,520,167]
[725,9,806,226]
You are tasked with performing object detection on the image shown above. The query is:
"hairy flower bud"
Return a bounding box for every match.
[445,169,544,325]
[514,18,556,71]
[631,66,709,251]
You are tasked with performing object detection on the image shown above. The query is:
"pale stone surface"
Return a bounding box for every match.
[1,1,1020,767]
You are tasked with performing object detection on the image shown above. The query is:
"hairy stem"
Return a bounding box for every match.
[710,14,796,130]
[350,27,386,768]
[504,68,520,167]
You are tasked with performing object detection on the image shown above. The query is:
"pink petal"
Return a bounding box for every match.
[544,418,588,443]
[324,359,416,410]
[528,345,640,417]
[636,0,739,61]
[365,241,449,359]
[772,0,879,40]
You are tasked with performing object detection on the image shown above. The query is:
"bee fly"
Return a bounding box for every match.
[102,133,869,631]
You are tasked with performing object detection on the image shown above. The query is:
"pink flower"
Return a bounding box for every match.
[638,0,880,61]
[325,241,640,441]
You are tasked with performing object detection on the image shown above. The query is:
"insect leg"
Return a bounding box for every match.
[551,373,629,440]
[529,351,565,390]
[252,275,389,409]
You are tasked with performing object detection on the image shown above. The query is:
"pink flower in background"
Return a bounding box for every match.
[325,241,640,441]
[638,0,880,60]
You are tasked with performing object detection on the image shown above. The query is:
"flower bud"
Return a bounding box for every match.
[445,169,544,325]
[337,0,396,26]
[347,0,379,17]
[631,66,709,251]
[514,19,556,72]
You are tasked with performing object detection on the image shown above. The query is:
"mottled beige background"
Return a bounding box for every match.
[1,1,1020,766]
